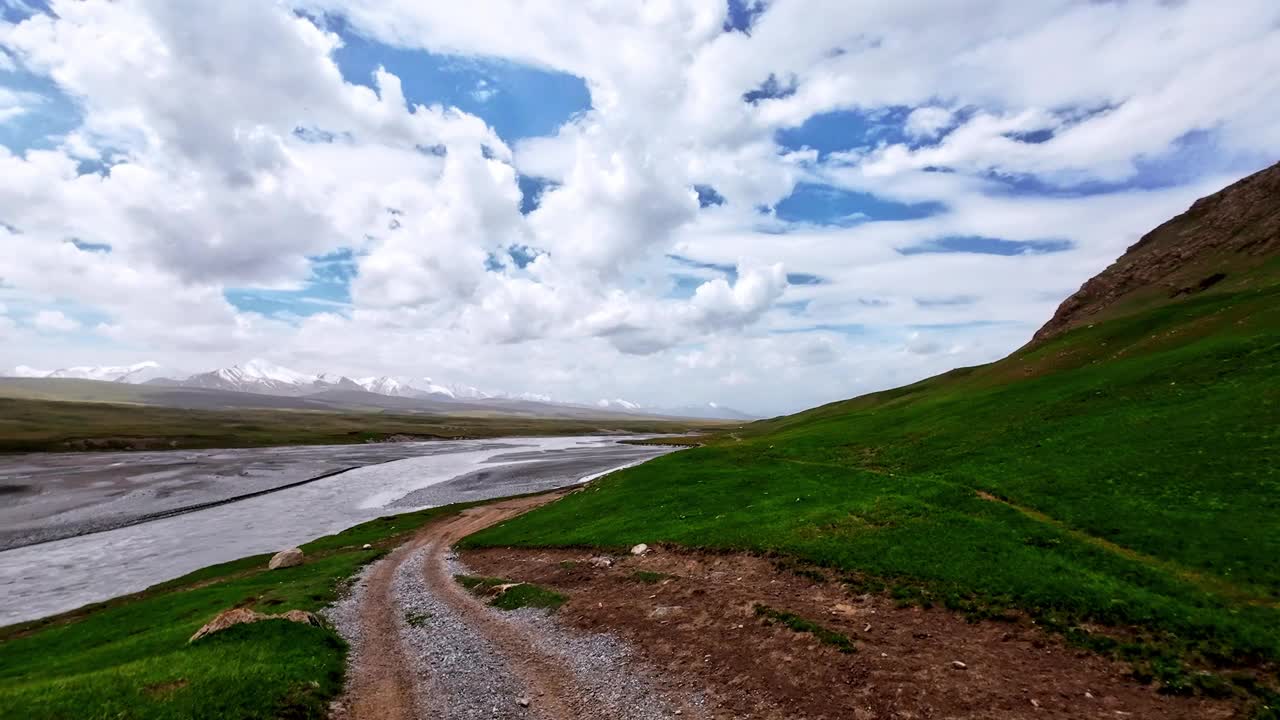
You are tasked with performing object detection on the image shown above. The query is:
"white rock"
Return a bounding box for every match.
[362,543,372,550]
[951,660,968,670]
[268,547,304,569]
[630,543,649,555]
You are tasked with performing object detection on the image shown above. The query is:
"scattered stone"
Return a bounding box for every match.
[189,607,321,642]
[362,543,372,550]
[589,556,614,568]
[951,660,968,670]
[517,697,531,707]
[630,543,650,555]
[268,547,304,569]
[650,605,684,620]
[1031,698,1041,708]
[830,602,858,617]
[281,609,323,627]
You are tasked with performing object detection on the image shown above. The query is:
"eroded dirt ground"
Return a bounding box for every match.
[461,546,1246,720]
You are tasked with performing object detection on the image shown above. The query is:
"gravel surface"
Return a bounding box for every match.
[467,558,707,719]
[330,540,701,719]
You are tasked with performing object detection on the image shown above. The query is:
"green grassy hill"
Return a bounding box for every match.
[468,163,1280,697]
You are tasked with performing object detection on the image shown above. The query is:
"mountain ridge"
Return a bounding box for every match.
[1032,160,1280,344]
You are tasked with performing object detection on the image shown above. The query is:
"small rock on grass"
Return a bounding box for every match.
[630,543,650,555]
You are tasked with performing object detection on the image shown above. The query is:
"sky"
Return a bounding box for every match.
[0,0,1278,416]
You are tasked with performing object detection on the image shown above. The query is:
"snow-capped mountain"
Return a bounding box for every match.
[182,359,354,396]
[2,358,754,420]
[6,361,166,383]
[597,398,642,411]
[354,376,417,397]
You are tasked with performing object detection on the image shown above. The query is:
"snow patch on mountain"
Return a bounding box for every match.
[5,361,164,383]
[597,398,642,411]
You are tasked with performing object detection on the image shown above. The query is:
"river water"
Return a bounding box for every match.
[0,436,673,625]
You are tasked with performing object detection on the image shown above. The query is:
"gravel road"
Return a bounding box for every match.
[327,494,704,720]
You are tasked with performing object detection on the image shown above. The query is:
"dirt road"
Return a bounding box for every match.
[331,493,700,720]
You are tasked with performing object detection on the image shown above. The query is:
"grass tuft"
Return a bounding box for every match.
[455,576,567,612]
[754,604,855,653]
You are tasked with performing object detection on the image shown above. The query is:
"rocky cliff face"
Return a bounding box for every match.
[1032,161,1280,344]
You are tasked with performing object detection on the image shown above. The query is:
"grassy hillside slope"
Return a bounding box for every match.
[468,166,1280,695]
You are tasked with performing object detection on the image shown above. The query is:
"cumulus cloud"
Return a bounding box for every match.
[0,0,1277,415]
[904,106,953,140]
[32,309,79,332]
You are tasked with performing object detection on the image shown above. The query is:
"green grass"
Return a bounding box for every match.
[0,501,492,719]
[630,570,667,584]
[465,283,1280,691]
[454,576,567,612]
[754,604,855,653]
[0,395,718,453]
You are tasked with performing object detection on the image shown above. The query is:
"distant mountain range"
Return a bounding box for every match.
[2,358,754,421]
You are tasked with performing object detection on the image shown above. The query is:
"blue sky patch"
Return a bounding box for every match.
[694,184,726,208]
[775,183,945,225]
[1005,128,1055,144]
[0,68,82,154]
[786,272,824,285]
[518,175,558,214]
[777,108,910,158]
[724,0,767,34]
[70,239,112,253]
[743,73,796,104]
[328,20,590,143]
[224,248,356,318]
[900,236,1072,256]
[486,244,545,272]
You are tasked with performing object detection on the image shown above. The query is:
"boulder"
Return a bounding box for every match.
[630,543,649,556]
[189,608,265,642]
[268,547,304,569]
[189,607,322,643]
[280,610,322,627]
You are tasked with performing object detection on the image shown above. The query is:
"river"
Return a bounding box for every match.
[0,436,673,625]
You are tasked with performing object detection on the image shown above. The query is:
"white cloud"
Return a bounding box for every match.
[32,309,79,332]
[904,106,953,140]
[0,0,1276,415]
[471,79,496,103]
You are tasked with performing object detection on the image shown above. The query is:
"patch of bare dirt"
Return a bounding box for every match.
[461,546,1246,720]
